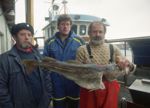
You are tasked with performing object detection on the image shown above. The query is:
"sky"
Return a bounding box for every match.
[15,0,150,39]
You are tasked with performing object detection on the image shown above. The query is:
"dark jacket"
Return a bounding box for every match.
[0,46,52,108]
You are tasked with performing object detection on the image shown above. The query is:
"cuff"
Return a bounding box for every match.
[129,63,136,73]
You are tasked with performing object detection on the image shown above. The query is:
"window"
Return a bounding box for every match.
[71,24,77,34]
[51,26,55,37]
[80,25,86,35]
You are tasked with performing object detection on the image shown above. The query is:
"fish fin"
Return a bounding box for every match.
[22,60,38,74]
[42,57,56,63]
[66,60,82,64]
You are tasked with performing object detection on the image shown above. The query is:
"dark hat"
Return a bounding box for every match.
[11,23,34,36]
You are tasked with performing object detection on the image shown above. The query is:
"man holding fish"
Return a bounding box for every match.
[76,21,136,108]
[43,14,85,108]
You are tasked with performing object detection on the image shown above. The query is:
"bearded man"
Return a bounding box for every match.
[76,21,136,108]
[0,23,52,108]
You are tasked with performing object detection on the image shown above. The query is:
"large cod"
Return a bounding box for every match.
[22,57,129,90]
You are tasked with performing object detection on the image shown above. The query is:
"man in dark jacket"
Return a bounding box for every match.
[0,23,52,108]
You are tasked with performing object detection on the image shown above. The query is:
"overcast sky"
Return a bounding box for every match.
[15,0,150,39]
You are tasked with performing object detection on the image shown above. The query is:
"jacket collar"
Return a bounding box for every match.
[9,45,40,58]
[8,45,42,75]
[54,31,77,40]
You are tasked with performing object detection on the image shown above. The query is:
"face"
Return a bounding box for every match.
[57,21,71,36]
[89,23,105,45]
[14,29,33,49]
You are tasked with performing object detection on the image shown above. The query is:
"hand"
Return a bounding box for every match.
[116,56,131,70]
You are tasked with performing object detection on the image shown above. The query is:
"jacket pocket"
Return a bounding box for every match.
[9,70,24,101]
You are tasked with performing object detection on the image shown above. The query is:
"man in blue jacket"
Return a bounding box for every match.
[0,23,52,108]
[43,14,85,108]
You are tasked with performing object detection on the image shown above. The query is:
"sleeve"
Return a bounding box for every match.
[75,36,86,45]
[42,39,53,99]
[113,45,136,73]
[43,70,53,100]
[104,45,136,81]
[0,55,13,108]
[80,37,86,45]
[43,41,50,56]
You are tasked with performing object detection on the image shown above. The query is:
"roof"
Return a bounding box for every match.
[43,14,109,30]
[52,14,109,25]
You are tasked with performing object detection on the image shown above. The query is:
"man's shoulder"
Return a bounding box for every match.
[0,51,11,63]
[73,36,85,45]
[45,36,56,45]
[0,50,11,57]
[0,47,20,61]
[77,44,87,51]
[108,43,120,51]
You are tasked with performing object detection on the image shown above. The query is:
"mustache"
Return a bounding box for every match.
[92,36,103,40]
[21,41,34,48]
[24,41,38,48]
[91,36,104,45]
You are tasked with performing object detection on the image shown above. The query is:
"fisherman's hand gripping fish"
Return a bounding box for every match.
[22,57,136,90]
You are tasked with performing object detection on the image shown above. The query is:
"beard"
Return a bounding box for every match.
[19,41,32,49]
[21,43,31,49]
[91,36,104,45]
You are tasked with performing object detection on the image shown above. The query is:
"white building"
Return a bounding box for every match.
[0,0,15,54]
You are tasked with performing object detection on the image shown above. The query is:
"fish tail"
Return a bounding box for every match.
[22,60,38,74]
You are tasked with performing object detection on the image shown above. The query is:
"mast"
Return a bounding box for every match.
[62,0,68,14]
[25,0,34,27]
[25,0,35,44]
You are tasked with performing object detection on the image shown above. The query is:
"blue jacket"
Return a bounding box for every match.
[0,46,52,108]
[43,32,84,99]
[44,32,84,61]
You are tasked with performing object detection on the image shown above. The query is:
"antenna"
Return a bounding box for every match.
[62,0,68,14]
